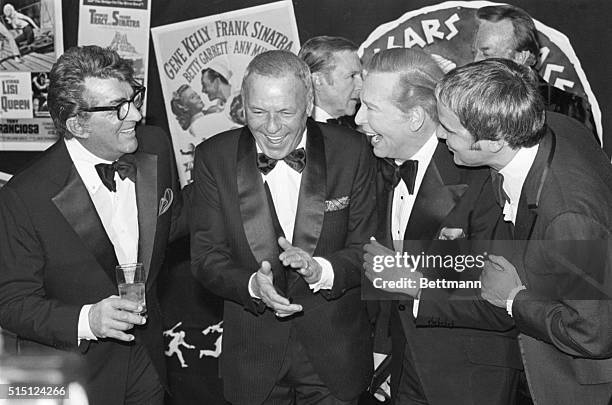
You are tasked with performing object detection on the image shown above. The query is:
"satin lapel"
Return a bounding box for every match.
[52,165,118,283]
[292,121,326,255]
[132,152,157,285]
[237,129,280,266]
[514,130,555,240]
[404,147,468,243]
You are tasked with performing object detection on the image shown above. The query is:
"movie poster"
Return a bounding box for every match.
[77,0,151,114]
[0,0,62,150]
[151,0,300,186]
[358,0,603,143]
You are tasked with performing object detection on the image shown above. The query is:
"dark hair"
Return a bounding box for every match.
[48,45,136,138]
[241,50,313,102]
[171,84,194,130]
[365,48,443,122]
[477,5,540,66]
[436,58,545,148]
[201,68,229,86]
[298,36,358,76]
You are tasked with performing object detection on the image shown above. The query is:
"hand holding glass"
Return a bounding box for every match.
[115,263,147,317]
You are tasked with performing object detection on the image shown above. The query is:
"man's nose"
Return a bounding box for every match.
[265,114,281,133]
[354,104,367,127]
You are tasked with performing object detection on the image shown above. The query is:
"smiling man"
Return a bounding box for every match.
[191,50,377,405]
[299,36,362,129]
[357,48,521,405]
[0,46,186,405]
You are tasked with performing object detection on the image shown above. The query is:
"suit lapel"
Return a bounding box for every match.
[292,120,326,255]
[131,152,157,285]
[404,143,468,244]
[236,128,282,272]
[51,145,117,284]
[515,129,555,240]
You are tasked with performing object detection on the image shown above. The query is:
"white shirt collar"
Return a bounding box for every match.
[64,137,113,195]
[312,105,334,123]
[499,144,540,224]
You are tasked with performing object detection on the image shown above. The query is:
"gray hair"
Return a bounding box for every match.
[298,36,358,76]
[365,48,443,122]
[241,50,313,102]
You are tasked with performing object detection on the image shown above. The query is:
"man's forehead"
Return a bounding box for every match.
[83,76,131,104]
[331,50,361,71]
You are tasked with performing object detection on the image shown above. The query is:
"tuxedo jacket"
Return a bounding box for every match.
[502,113,612,404]
[375,141,522,405]
[190,119,377,405]
[0,126,185,405]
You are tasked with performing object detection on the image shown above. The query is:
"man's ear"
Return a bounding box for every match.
[407,106,425,131]
[312,72,325,89]
[480,138,505,153]
[513,50,534,67]
[65,116,89,139]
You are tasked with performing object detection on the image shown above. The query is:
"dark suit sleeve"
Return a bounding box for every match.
[320,134,377,300]
[0,186,80,350]
[513,212,612,358]
[415,175,515,331]
[190,146,260,313]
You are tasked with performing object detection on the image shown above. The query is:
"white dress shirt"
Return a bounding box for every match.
[498,144,539,225]
[65,138,139,342]
[311,105,334,123]
[249,130,334,296]
[497,144,538,316]
[390,133,438,317]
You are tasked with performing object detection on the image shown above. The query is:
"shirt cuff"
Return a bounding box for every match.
[309,257,334,292]
[78,304,97,344]
[506,285,527,317]
[248,273,261,299]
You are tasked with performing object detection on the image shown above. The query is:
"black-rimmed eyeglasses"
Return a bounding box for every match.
[82,86,146,121]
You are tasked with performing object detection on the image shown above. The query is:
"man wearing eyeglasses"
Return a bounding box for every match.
[0,46,187,405]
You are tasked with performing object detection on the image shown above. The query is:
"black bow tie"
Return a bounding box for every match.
[490,169,510,207]
[327,116,356,130]
[257,148,306,175]
[95,157,136,192]
[380,158,418,194]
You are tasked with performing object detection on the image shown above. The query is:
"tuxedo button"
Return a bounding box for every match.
[398,304,406,311]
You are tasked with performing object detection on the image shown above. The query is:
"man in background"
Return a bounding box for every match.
[299,35,363,129]
[474,4,598,140]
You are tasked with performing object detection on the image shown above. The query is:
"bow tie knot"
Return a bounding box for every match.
[257,148,306,175]
[95,157,136,192]
[380,158,418,194]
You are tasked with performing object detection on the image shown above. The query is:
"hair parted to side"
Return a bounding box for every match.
[365,48,443,122]
[436,58,545,148]
[477,5,540,66]
[241,50,313,102]
[298,36,358,76]
[48,45,136,139]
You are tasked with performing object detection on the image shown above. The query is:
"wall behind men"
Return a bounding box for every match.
[0,0,609,176]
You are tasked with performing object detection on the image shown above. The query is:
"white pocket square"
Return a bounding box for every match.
[325,196,350,212]
[158,188,173,216]
[438,227,466,240]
